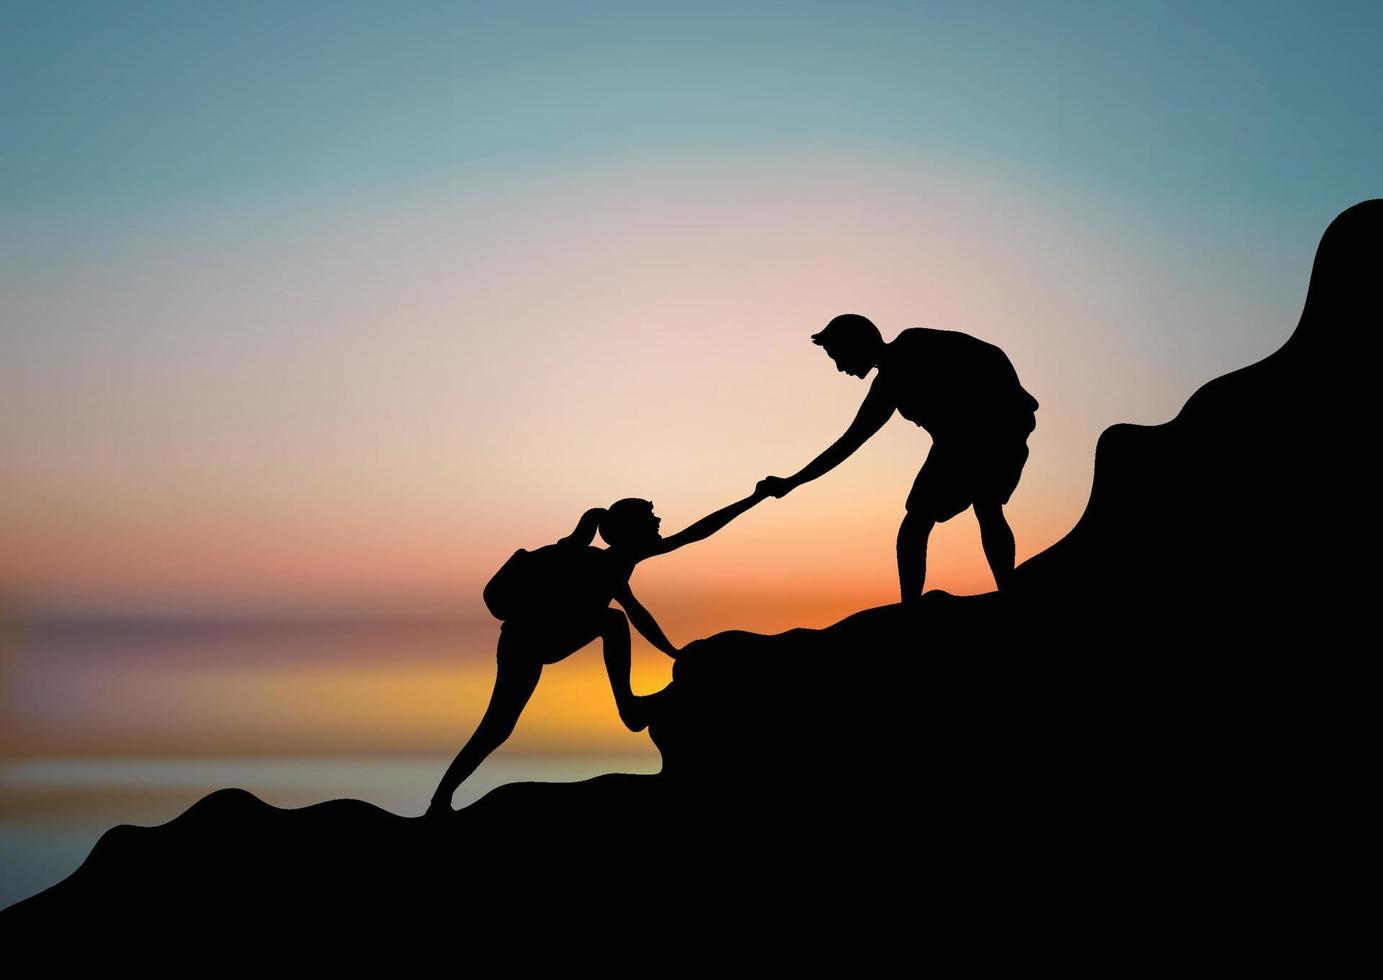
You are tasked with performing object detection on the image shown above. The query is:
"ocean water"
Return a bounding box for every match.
[0,753,660,911]
[0,616,680,910]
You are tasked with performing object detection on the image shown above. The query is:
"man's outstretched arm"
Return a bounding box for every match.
[648,489,765,557]
[763,377,895,497]
[613,583,678,657]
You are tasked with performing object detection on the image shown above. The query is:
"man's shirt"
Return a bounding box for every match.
[870,328,1038,442]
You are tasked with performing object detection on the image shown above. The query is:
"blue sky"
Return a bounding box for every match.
[4,1,1379,228]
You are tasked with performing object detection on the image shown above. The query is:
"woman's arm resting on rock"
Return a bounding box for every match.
[614,583,679,658]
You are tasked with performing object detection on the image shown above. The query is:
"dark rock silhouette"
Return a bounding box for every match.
[3,201,1375,949]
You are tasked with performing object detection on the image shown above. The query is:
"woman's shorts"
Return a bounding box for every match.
[499,606,623,665]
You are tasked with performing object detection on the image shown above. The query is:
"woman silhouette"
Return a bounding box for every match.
[427,490,764,816]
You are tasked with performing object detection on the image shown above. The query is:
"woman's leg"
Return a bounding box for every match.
[429,636,543,813]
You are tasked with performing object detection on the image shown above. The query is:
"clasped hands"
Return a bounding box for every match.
[754,475,797,500]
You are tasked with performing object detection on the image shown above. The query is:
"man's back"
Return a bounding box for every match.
[876,328,1037,440]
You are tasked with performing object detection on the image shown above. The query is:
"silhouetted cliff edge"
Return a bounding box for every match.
[4,202,1376,949]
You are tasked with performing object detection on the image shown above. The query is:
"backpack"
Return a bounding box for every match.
[482,542,592,621]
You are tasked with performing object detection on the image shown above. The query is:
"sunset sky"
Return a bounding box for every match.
[3,2,1381,762]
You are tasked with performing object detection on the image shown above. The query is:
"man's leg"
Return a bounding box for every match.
[600,607,651,732]
[902,450,957,603]
[430,637,543,814]
[897,511,936,603]
[973,437,1028,593]
[974,501,1016,592]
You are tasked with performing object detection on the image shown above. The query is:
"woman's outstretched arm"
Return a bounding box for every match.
[648,489,765,557]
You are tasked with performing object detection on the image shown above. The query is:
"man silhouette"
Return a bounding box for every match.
[760,314,1038,599]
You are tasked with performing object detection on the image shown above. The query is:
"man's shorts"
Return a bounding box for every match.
[905,433,1031,524]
